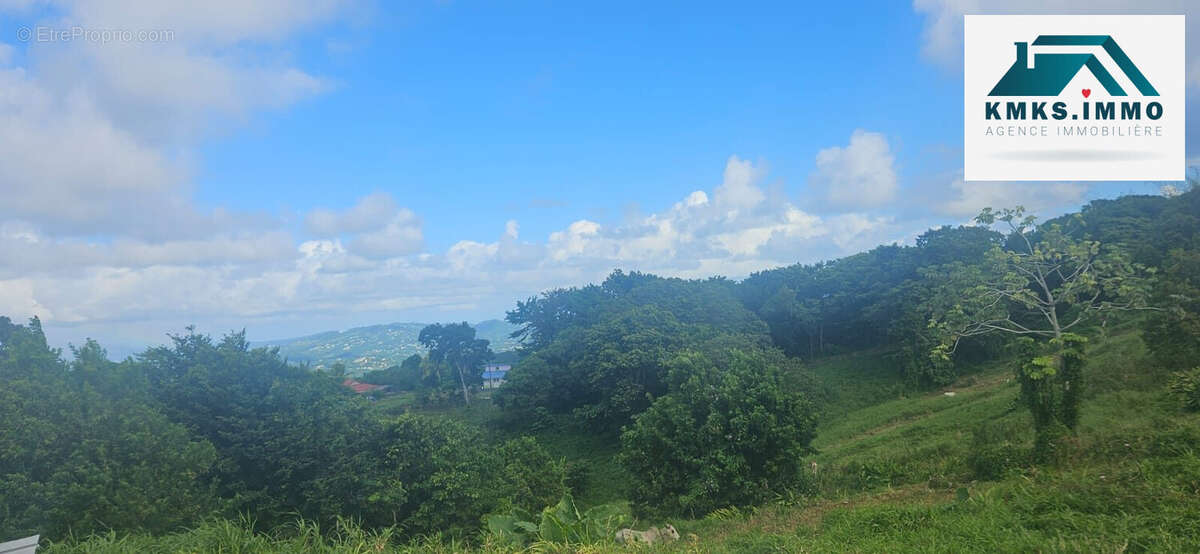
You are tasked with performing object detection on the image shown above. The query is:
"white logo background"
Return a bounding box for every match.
[964,15,1184,181]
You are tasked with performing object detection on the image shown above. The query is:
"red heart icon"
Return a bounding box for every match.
[1082,89,1091,98]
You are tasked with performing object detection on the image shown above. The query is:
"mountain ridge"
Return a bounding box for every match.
[252,319,521,374]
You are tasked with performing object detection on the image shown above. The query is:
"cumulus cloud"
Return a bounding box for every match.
[305,193,424,259]
[809,130,899,211]
[0,0,357,345]
[446,156,898,280]
[0,0,346,242]
[912,0,1200,89]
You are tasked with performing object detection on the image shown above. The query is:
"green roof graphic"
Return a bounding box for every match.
[988,35,1158,97]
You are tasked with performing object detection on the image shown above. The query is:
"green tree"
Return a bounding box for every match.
[418,322,492,405]
[136,329,395,528]
[497,306,735,432]
[1142,248,1200,371]
[0,318,220,539]
[494,436,568,514]
[381,415,498,536]
[619,348,817,517]
[930,207,1154,459]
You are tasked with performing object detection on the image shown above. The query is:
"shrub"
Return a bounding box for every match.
[564,462,592,495]
[966,421,1027,481]
[1168,368,1200,412]
[495,436,567,513]
[619,348,817,517]
[485,494,630,547]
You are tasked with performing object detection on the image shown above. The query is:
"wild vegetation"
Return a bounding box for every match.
[3,185,1199,552]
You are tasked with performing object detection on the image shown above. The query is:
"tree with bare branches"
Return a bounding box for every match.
[930,207,1155,459]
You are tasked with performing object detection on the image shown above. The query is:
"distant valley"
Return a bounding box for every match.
[253,319,521,374]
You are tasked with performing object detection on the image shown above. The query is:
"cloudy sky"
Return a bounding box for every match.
[0,1,1194,355]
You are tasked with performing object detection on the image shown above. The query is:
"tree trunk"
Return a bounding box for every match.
[456,364,471,405]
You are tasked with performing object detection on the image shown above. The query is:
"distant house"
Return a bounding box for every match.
[342,378,388,395]
[481,363,511,389]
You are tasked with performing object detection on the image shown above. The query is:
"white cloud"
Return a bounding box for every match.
[809,130,899,210]
[306,192,408,236]
[0,1,358,344]
[346,212,424,259]
[305,193,424,259]
[912,0,1200,89]
[0,226,298,277]
[0,1,347,242]
[713,155,766,215]
[936,173,1088,217]
[61,0,352,44]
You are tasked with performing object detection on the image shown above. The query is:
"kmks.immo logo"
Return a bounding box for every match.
[990,35,1157,97]
[964,15,1184,182]
[984,34,1163,125]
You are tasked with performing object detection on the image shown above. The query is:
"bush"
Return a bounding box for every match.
[1168,368,1200,412]
[494,436,567,513]
[619,348,817,517]
[966,421,1027,481]
[564,462,592,495]
[382,415,503,536]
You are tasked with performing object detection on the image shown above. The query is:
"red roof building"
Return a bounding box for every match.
[342,378,388,394]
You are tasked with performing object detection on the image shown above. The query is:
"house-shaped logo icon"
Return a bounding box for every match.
[988,35,1158,97]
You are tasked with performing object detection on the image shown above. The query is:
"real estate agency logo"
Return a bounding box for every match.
[964,15,1184,182]
[986,34,1162,123]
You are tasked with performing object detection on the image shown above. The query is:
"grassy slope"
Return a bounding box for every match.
[46,330,1200,552]
[653,329,1200,553]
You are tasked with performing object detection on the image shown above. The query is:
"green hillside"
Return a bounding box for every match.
[254,319,520,373]
[9,189,1199,553]
[41,326,1200,553]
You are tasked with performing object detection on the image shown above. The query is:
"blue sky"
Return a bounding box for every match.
[0,1,1192,355]
[195,1,957,248]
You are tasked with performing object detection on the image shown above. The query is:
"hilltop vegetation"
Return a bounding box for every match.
[3,186,1199,552]
[253,319,520,374]
[36,325,1200,553]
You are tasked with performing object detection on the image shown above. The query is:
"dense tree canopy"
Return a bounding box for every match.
[737,225,1003,377]
[498,272,775,433]
[1,320,564,541]
[619,347,817,517]
[0,319,219,539]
